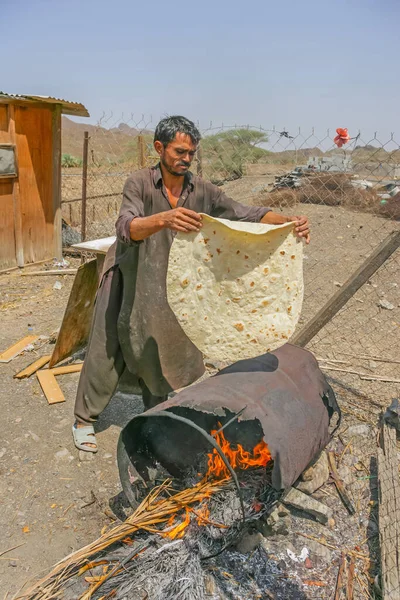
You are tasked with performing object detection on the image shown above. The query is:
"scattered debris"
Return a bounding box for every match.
[53,280,63,290]
[21,269,77,276]
[36,363,83,404]
[14,355,51,379]
[282,487,333,524]
[37,369,65,404]
[378,298,395,310]
[0,335,39,363]
[296,451,330,494]
[328,452,356,515]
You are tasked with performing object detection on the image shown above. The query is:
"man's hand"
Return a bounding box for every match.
[160,207,202,233]
[290,215,310,244]
[260,211,311,244]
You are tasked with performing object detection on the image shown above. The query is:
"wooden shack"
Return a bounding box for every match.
[0,92,89,271]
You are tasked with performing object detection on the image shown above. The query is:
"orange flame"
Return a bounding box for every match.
[163,426,272,540]
[205,425,272,480]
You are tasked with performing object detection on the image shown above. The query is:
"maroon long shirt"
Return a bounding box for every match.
[102,164,271,395]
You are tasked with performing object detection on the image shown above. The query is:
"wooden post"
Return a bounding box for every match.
[138,135,146,168]
[8,104,24,267]
[52,105,62,259]
[197,145,203,177]
[81,131,89,242]
[378,422,400,599]
[292,230,400,347]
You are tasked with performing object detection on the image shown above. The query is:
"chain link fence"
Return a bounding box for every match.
[61,117,400,598]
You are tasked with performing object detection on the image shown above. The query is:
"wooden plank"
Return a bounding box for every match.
[49,259,98,367]
[36,369,65,404]
[292,230,400,347]
[0,105,17,270]
[0,178,17,270]
[14,355,51,378]
[15,105,54,264]
[52,106,62,260]
[0,335,39,363]
[8,104,24,267]
[378,423,400,599]
[50,363,83,376]
[20,269,77,276]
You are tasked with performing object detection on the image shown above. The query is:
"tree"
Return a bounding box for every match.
[200,128,270,181]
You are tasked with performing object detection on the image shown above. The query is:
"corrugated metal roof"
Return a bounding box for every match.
[0,92,89,117]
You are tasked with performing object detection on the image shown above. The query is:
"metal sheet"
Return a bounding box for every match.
[118,344,340,494]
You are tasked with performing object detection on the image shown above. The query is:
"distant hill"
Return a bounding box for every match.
[61,116,154,166]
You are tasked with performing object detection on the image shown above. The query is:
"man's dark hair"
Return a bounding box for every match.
[154,116,201,147]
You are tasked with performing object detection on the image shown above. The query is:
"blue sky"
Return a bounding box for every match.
[1,0,399,141]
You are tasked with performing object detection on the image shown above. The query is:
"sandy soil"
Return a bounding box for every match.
[0,198,398,597]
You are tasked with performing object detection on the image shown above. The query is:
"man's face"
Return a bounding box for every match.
[155,133,197,177]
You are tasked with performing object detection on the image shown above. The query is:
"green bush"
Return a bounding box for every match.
[62,153,83,168]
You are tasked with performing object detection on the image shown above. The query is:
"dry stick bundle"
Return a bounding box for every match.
[16,478,230,600]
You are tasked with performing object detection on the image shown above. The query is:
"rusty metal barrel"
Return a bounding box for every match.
[117,344,340,508]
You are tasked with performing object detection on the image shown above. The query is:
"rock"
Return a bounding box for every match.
[346,424,370,438]
[307,539,332,563]
[9,560,18,567]
[53,281,62,290]
[283,488,333,525]
[54,448,73,461]
[235,531,263,554]
[55,418,70,429]
[378,299,395,310]
[0,448,6,459]
[79,450,95,462]
[337,465,353,486]
[29,431,40,442]
[259,504,291,537]
[297,452,329,494]
[103,453,113,459]
[304,557,313,569]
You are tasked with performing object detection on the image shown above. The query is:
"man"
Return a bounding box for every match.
[72,116,310,452]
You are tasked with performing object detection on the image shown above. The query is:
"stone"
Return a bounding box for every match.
[235,531,263,554]
[282,488,333,525]
[307,539,332,563]
[378,299,395,310]
[297,452,329,494]
[337,465,353,486]
[54,418,70,429]
[29,431,40,442]
[103,453,113,459]
[259,504,291,537]
[346,424,370,438]
[54,448,73,461]
[79,450,94,462]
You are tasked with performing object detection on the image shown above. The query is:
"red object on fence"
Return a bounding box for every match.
[334,128,350,148]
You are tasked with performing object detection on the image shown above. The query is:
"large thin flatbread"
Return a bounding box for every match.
[167,214,303,363]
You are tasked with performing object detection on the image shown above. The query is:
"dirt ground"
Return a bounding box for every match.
[0,201,399,597]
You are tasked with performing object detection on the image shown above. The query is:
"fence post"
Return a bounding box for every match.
[81,131,89,242]
[197,146,203,177]
[138,135,146,168]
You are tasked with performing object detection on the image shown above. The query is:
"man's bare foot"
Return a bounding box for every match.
[73,422,97,451]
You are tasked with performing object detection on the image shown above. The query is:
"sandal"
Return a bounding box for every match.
[72,424,98,453]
